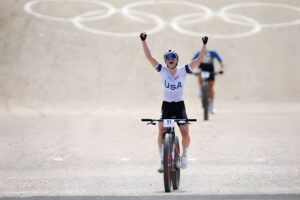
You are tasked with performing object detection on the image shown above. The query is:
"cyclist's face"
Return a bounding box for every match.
[165,58,178,68]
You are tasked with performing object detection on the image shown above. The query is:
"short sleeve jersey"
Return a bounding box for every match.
[192,50,222,65]
[156,64,192,102]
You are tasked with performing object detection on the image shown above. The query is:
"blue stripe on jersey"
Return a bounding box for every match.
[192,52,200,61]
[210,51,222,62]
[185,65,192,74]
[156,64,162,72]
[192,50,222,62]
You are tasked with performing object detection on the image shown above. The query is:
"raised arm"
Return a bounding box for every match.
[140,32,159,68]
[189,36,208,70]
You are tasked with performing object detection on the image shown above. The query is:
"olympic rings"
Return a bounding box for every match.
[24,0,116,22]
[72,9,165,37]
[24,0,300,39]
[171,12,262,39]
[220,2,300,28]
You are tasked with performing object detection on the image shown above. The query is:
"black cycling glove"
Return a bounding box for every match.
[202,36,208,45]
[140,33,147,41]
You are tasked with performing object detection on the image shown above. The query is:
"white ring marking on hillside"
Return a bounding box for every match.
[23,0,300,38]
[171,12,262,39]
[220,2,300,28]
[24,0,116,22]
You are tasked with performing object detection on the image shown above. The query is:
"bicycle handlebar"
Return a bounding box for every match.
[193,70,223,76]
[141,118,197,122]
[141,119,153,121]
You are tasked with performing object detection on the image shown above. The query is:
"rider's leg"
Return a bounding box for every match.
[179,124,190,149]
[157,122,164,172]
[208,80,215,101]
[158,122,164,151]
[208,81,216,113]
[179,124,190,169]
[198,75,203,97]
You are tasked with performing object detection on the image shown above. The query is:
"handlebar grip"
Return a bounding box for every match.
[141,119,152,121]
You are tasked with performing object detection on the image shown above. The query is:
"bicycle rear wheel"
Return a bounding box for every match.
[171,136,180,190]
[163,134,172,193]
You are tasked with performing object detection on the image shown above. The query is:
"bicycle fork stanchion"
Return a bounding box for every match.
[171,135,180,190]
[163,134,172,192]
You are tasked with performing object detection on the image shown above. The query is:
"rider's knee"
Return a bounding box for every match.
[158,125,164,135]
[180,125,189,137]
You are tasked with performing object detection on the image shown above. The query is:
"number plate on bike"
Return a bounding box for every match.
[163,119,175,128]
[201,71,210,79]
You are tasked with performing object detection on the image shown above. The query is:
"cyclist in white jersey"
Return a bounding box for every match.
[140,32,208,172]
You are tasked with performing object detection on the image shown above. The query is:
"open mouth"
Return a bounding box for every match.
[169,62,174,64]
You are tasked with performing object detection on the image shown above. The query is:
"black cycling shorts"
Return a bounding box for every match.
[199,63,215,81]
[160,101,188,125]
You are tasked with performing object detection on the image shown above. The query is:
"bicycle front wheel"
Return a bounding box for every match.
[163,134,172,192]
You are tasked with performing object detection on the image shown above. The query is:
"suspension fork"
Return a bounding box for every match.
[162,128,175,162]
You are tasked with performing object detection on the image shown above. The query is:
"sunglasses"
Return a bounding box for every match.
[165,53,177,60]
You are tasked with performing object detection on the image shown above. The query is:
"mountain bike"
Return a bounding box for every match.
[141,118,197,193]
[195,71,223,121]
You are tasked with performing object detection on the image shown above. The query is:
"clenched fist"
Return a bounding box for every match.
[140,32,147,41]
[202,36,208,45]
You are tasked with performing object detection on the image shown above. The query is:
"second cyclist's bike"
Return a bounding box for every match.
[197,71,222,121]
[141,118,196,193]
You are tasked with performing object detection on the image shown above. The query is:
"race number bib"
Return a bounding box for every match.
[163,119,175,128]
[201,71,210,79]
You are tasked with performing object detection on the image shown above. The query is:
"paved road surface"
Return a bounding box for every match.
[1,194,300,200]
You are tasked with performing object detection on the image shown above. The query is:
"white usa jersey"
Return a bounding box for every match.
[156,64,192,102]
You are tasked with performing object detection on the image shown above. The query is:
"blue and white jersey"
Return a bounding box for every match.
[192,50,222,65]
[156,64,192,102]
